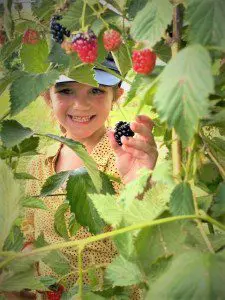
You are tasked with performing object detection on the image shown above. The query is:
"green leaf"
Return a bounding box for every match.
[54,202,69,240]
[0,120,33,148]
[0,269,46,292]
[46,134,102,192]
[32,0,55,21]
[130,0,173,47]
[68,64,98,87]
[14,136,39,155]
[112,44,132,77]
[0,71,21,96]
[212,182,225,218]
[105,255,144,287]
[187,0,225,50]
[35,234,72,275]
[146,250,225,300]
[154,45,214,145]
[89,193,122,227]
[21,197,48,210]
[48,41,71,68]
[0,159,21,250]
[123,74,143,106]
[113,230,135,259]
[96,30,108,64]
[0,34,22,62]
[126,0,148,19]
[39,276,57,288]
[170,182,195,216]
[68,213,81,237]
[153,39,171,63]
[135,221,189,275]
[3,226,24,252]
[60,1,95,31]
[123,183,169,225]
[151,160,174,186]
[67,168,105,234]
[40,170,72,197]
[10,70,60,116]
[20,40,49,73]
[14,172,37,180]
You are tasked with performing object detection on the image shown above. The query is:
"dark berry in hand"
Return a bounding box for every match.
[50,15,70,44]
[114,121,134,146]
[71,29,98,63]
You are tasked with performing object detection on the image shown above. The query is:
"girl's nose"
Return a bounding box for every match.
[71,95,91,109]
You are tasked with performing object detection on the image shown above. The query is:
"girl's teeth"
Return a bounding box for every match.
[71,116,92,122]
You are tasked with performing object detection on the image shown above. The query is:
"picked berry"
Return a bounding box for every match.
[114,121,134,146]
[132,49,156,75]
[50,15,70,44]
[103,29,122,51]
[46,284,64,300]
[71,29,98,63]
[22,29,39,45]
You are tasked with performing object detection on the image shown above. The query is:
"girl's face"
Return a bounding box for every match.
[48,82,115,140]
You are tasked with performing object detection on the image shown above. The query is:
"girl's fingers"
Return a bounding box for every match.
[129,122,157,147]
[136,115,154,130]
[122,143,158,165]
[121,136,158,156]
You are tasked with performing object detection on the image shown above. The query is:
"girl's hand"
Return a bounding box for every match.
[108,115,158,184]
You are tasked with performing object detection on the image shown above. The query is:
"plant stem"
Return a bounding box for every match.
[0,111,10,122]
[78,245,84,299]
[171,5,183,179]
[184,137,197,181]
[206,147,225,180]
[81,1,86,30]
[1,214,224,270]
[86,2,109,29]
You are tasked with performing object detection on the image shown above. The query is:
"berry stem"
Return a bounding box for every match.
[78,244,84,299]
[81,0,87,31]
[86,2,109,29]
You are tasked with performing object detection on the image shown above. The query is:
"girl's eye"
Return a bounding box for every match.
[90,88,105,95]
[57,89,73,95]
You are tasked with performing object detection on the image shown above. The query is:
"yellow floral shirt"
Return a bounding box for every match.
[22,130,141,299]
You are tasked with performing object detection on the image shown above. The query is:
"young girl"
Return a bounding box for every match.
[21,56,158,299]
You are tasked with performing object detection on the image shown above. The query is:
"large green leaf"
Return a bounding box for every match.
[32,0,55,21]
[68,64,98,87]
[21,197,48,210]
[112,44,132,77]
[135,221,189,275]
[20,40,49,73]
[10,70,60,116]
[54,202,70,240]
[67,168,105,234]
[0,34,22,62]
[154,45,214,144]
[46,134,102,192]
[105,255,144,287]
[187,0,225,50]
[48,41,71,68]
[0,120,33,148]
[211,182,225,218]
[0,159,21,250]
[130,0,173,46]
[146,250,225,300]
[3,226,24,252]
[126,0,148,19]
[0,71,21,96]
[170,182,195,216]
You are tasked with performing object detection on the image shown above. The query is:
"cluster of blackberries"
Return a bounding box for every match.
[114,121,134,146]
[50,15,70,44]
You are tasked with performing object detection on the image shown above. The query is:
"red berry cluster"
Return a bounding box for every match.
[132,49,156,75]
[103,29,122,51]
[71,29,98,63]
[46,284,64,300]
[22,29,40,45]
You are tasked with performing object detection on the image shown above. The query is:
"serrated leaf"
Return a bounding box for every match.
[14,172,37,180]
[68,64,98,87]
[89,193,122,227]
[146,251,225,300]
[10,70,60,116]
[32,0,55,21]
[68,213,81,237]
[48,41,71,68]
[112,44,132,77]
[151,160,174,186]
[153,39,171,63]
[154,45,214,145]
[0,120,33,148]
[40,170,72,197]
[126,0,148,19]
[105,255,143,287]
[67,168,105,234]
[123,74,143,106]
[0,34,22,62]
[0,269,46,292]
[113,230,135,259]
[96,30,108,64]
[0,159,21,250]
[39,276,57,288]
[54,202,69,240]
[14,136,39,154]
[20,40,49,73]
[130,0,173,47]
[170,182,195,216]
[21,197,48,210]
[46,135,102,192]
[0,71,20,96]
[135,221,189,275]
[35,234,72,275]
[3,226,24,252]
[60,1,95,31]
[187,0,225,50]
[212,181,225,218]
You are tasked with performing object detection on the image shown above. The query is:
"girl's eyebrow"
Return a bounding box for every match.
[54,82,73,89]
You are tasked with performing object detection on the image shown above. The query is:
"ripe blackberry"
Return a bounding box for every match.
[50,15,70,44]
[71,29,98,63]
[114,121,134,146]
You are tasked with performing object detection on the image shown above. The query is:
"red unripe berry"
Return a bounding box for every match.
[132,49,157,75]
[71,30,98,63]
[103,29,122,51]
[46,284,64,300]
[22,29,40,45]
[0,30,6,46]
